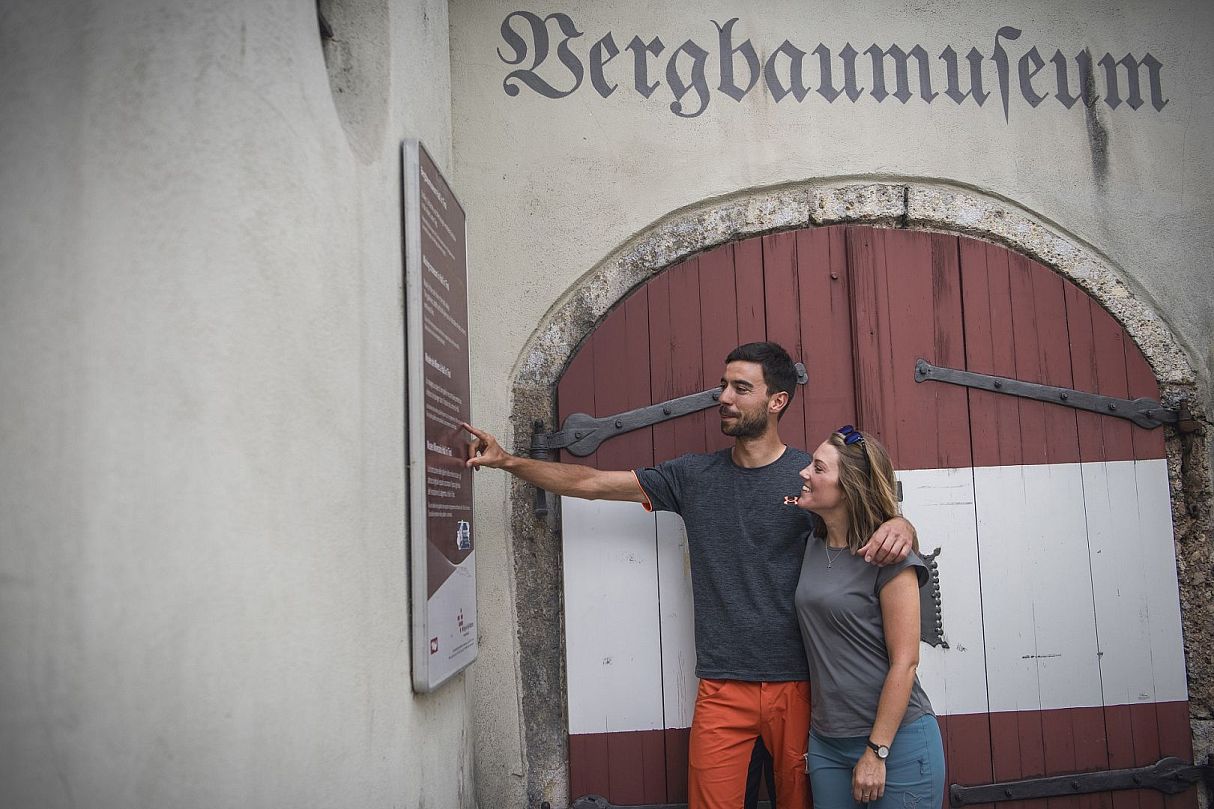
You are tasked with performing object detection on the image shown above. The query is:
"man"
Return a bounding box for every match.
[462,341,914,809]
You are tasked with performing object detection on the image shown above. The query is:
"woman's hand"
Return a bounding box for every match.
[853,748,886,803]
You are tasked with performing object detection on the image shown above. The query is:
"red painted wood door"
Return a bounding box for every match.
[556,226,1192,809]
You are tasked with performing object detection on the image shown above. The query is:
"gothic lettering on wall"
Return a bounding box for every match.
[497,13,1169,120]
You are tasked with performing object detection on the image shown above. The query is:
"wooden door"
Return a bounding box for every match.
[557,226,1192,809]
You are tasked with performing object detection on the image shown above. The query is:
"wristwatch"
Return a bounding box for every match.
[867,739,890,760]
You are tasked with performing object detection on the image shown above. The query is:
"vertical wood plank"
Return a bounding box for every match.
[1022,258,1080,465]
[624,287,657,469]
[1131,702,1165,809]
[735,237,766,345]
[668,258,707,458]
[699,244,740,454]
[960,240,1012,465]
[1064,282,1107,465]
[1088,300,1135,462]
[1018,711,1050,809]
[607,733,646,804]
[762,231,807,451]
[923,232,972,469]
[1124,342,1167,461]
[594,290,654,471]
[648,269,677,465]
[796,225,856,443]
[1042,708,1082,809]
[1006,252,1051,467]
[640,729,668,804]
[665,727,691,803]
[846,227,885,446]
[656,511,697,735]
[1157,701,1198,809]
[1070,707,1113,809]
[960,240,1022,467]
[569,733,610,800]
[1104,705,1142,809]
[942,713,995,809]
[559,335,598,468]
[990,711,1028,809]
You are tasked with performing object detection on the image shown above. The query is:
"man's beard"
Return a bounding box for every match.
[720,408,768,438]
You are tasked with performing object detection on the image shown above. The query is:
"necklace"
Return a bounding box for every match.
[825,543,847,568]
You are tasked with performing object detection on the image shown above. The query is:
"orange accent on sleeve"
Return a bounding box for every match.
[633,471,654,512]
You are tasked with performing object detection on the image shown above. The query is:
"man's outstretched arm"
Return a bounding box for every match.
[461,422,648,503]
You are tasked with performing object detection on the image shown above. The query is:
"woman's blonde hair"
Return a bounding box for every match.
[815,428,909,554]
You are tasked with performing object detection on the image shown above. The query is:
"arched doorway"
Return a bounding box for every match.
[554,225,1193,809]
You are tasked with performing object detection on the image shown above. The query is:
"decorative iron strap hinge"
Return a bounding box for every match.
[950,755,1213,807]
[532,364,809,457]
[915,359,1195,431]
[919,548,946,649]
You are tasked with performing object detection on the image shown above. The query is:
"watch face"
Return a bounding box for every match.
[877,746,890,759]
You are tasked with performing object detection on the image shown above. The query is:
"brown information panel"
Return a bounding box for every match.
[403,139,476,692]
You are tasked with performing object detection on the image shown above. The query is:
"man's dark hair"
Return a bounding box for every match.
[725,341,798,416]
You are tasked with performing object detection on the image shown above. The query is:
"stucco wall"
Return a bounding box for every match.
[449,1,1214,805]
[0,1,474,807]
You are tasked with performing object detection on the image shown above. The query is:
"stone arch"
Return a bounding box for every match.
[504,181,1210,807]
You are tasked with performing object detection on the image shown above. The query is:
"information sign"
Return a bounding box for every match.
[403,139,476,692]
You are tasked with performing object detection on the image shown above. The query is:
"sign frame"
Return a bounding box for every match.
[402,138,477,693]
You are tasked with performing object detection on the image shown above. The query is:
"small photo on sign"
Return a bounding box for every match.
[456,520,471,551]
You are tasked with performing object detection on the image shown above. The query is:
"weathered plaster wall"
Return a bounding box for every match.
[0,1,474,807]
[449,1,1214,806]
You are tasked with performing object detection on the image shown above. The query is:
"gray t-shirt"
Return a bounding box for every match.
[635,447,816,681]
[794,535,934,736]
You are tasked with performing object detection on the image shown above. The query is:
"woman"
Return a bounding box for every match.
[791,425,944,809]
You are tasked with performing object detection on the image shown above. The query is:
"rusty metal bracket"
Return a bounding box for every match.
[950,755,1213,807]
[533,363,808,458]
[915,359,1193,431]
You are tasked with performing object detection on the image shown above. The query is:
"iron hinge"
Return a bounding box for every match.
[533,363,808,458]
[950,755,1213,806]
[915,359,1196,432]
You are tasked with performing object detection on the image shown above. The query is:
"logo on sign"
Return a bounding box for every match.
[456,520,471,550]
[457,608,474,639]
[430,637,439,654]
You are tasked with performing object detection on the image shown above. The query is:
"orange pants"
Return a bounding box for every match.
[688,679,812,809]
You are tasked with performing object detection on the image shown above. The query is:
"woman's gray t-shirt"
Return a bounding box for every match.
[794,535,934,736]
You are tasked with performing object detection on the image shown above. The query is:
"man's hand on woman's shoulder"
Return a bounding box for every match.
[860,516,916,565]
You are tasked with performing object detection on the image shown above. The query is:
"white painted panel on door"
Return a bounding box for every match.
[899,466,989,717]
[1085,458,1188,705]
[656,510,698,730]
[975,463,1103,712]
[1135,459,1189,703]
[562,497,664,734]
